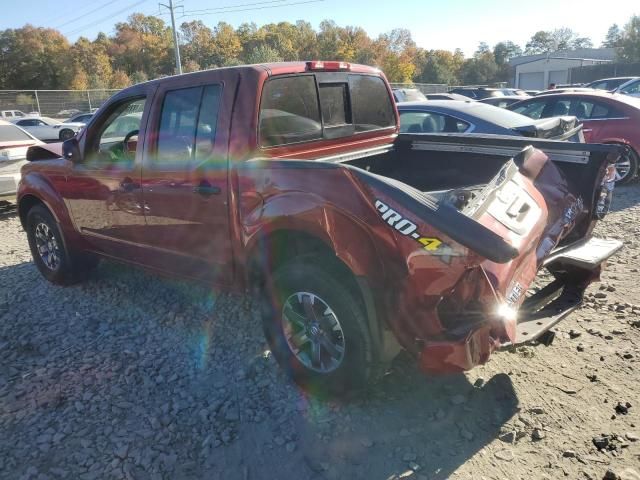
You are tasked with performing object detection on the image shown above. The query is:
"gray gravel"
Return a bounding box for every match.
[1,185,640,480]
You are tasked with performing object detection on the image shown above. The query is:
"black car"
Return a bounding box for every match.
[448,87,504,100]
[397,100,582,140]
[424,93,470,101]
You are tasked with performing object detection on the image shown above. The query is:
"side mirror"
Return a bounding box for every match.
[62,138,82,163]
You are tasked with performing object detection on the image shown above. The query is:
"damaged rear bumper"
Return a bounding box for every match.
[419,236,622,374]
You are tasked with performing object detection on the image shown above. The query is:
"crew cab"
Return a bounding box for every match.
[18,62,622,396]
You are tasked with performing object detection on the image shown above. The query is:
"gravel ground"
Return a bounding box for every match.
[0,186,639,480]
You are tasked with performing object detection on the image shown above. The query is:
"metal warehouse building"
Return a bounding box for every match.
[509,48,617,89]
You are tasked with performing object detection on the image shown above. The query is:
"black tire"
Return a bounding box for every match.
[614,145,638,185]
[25,205,96,285]
[59,129,75,141]
[261,259,381,397]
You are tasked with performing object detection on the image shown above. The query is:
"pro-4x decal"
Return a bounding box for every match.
[375,199,460,262]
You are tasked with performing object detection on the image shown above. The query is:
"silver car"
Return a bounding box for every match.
[0,120,42,196]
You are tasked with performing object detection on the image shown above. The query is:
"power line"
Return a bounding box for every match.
[179,0,289,15]
[54,0,126,30]
[178,0,324,18]
[63,0,152,37]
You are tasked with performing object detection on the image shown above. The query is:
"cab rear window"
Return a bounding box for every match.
[259,74,395,147]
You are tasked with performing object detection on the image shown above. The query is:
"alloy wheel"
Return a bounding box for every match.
[615,149,632,183]
[281,291,346,373]
[34,222,60,270]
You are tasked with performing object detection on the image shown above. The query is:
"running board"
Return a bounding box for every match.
[507,236,622,346]
[544,237,623,270]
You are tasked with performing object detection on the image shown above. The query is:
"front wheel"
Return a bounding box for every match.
[261,260,381,397]
[26,205,96,285]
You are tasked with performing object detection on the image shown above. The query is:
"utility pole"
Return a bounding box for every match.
[160,0,182,74]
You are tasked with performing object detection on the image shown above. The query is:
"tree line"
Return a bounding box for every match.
[0,13,639,90]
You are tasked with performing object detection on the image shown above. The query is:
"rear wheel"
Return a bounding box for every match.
[59,129,75,141]
[26,205,96,285]
[613,145,638,185]
[261,259,381,397]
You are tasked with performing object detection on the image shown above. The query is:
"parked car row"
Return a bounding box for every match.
[392,73,640,183]
[0,119,42,196]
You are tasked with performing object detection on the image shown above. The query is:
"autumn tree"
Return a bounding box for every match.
[110,14,173,77]
[110,70,131,89]
[180,20,216,68]
[0,25,72,89]
[211,22,242,66]
[71,37,113,89]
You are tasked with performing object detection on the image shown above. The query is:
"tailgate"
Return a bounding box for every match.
[349,136,620,344]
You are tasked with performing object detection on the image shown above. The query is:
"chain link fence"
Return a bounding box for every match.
[569,63,640,85]
[0,90,119,118]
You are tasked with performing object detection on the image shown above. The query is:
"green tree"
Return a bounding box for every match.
[525,29,593,54]
[619,15,640,62]
[602,24,623,47]
[493,41,522,65]
[417,49,463,85]
[244,44,283,64]
[459,43,500,85]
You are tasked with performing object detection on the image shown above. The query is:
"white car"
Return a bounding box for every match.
[0,110,27,119]
[0,120,42,196]
[11,116,84,141]
[615,78,640,98]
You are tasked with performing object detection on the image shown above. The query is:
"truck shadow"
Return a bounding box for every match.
[609,183,640,213]
[0,260,519,480]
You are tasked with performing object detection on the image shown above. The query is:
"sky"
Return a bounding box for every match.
[1,0,638,56]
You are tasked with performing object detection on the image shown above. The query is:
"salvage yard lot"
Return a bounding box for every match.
[0,187,639,480]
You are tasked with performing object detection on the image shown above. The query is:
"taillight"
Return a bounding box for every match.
[306,61,351,71]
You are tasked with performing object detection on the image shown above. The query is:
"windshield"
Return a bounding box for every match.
[461,102,534,127]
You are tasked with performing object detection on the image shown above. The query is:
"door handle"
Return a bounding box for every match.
[119,177,139,193]
[583,128,593,133]
[193,180,221,197]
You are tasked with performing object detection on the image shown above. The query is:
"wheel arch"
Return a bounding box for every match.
[245,225,392,358]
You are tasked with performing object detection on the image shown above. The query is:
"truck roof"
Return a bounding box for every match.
[128,61,383,90]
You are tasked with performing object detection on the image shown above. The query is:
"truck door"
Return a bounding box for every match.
[140,82,233,285]
[64,94,151,262]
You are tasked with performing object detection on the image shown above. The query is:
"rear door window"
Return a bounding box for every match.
[620,80,640,95]
[512,99,548,119]
[156,85,222,167]
[259,76,322,147]
[350,75,396,132]
[571,100,615,120]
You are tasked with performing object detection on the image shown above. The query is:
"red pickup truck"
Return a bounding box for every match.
[18,61,622,396]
